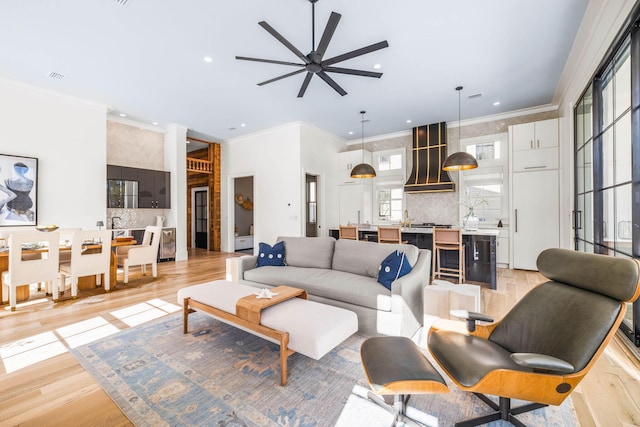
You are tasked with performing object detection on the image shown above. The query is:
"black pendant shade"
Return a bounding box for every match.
[442,151,479,171]
[350,162,377,178]
[350,110,376,178]
[443,85,478,172]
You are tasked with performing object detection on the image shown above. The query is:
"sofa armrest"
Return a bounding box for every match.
[237,255,258,280]
[391,248,431,323]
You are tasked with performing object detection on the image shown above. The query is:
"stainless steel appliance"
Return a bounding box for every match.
[159,227,176,261]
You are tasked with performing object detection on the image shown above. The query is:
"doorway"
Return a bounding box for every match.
[191,187,208,249]
[234,176,254,253]
[306,174,318,237]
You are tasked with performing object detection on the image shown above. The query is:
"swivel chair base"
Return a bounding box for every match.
[456,393,547,427]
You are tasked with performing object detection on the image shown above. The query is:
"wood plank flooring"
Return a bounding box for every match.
[1,249,639,426]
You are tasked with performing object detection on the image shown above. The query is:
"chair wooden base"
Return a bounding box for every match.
[455,393,547,427]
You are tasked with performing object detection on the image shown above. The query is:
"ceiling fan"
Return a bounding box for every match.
[235,0,389,98]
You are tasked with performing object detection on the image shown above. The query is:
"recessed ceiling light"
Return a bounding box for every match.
[493,101,500,106]
[240,123,246,127]
[348,131,353,135]
[152,122,158,125]
[373,64,382,69]
[204,56,213,63]
[406,119,412,123]
[119,113,126,117]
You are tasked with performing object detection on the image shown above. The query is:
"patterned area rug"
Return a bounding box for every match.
[71,312,578,427]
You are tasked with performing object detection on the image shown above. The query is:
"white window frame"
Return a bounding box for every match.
[373,148,406,222]
[459,133,509,227]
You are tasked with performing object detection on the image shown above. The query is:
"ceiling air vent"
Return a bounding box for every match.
[48,72,64,80]
[113,0,131,6]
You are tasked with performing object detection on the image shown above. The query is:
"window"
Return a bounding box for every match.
[574,26,640,347]
[378,153,402,171]
[378,186,403,221]
[373,148,406,221]
[459,134,508,226]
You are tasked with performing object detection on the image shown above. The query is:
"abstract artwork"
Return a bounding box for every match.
[0,154,37,226]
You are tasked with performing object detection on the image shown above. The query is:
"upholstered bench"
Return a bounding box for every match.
[177,280,358,385]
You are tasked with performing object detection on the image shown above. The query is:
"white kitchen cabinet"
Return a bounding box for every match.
[511,118,558,151]
[512,169,559,270]
[339,183,372,225]
[338,150,372,184]
[497,229,509,267]
[512,147,559,171]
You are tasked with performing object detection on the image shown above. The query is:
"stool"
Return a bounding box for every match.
[431,228,465,284]
[339,225,359,240]
[360,336,448,426]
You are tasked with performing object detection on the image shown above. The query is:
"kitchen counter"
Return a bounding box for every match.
[355,225,500,236]
[329,226,497,289]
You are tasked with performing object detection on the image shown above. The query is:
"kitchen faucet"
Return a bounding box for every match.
[111,216,121,230]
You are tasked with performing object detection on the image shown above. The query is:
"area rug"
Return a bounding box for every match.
[71,312,578,427]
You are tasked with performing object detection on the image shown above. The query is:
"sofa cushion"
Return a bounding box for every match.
[257,241,286,267]
[377,250,413,290]
[243,265,392,311]
[276,236,335,269]
[332,239,419,278]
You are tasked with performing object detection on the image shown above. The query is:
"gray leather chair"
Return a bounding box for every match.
[428,248,640,426]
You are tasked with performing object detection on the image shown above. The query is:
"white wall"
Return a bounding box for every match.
[221,123,302,251]
[0,78,108,229]
[554,0,636,248]
[300,123,345,234]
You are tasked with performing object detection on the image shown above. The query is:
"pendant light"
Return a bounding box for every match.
[350,110,377,178]
[442,86,478,171]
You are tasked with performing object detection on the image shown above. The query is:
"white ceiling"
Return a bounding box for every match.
[0,0,588,143]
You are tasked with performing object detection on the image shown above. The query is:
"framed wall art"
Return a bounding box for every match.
[0,154,38,227]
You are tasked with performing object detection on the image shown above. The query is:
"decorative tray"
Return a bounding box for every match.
[36,225,59,232]
[115,236,134,242]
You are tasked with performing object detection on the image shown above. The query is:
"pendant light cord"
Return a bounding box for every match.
[361,110,366,162]
[456,86,463,147]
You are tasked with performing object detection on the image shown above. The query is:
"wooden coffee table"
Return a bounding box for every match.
[236,285,308,324]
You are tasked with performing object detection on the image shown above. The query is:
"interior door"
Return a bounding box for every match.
[306,174,318,237]
[194,189,208,249]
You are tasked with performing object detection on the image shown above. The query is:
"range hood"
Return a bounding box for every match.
[404,122,455,193]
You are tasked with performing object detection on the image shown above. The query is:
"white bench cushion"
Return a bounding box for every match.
[177,280,358,360]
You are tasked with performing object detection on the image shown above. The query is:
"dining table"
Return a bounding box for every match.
[0,238,137,303]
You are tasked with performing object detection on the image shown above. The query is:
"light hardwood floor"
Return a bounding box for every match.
[0,250,639,426]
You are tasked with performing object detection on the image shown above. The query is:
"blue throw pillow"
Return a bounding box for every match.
[257,241,286,267]
[377,250,412,290]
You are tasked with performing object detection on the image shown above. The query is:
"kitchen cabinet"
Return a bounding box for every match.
[512,169,559,270]
[338,150,372,184]
[107,165,170,209]
[339,183,372,225]
[138,169,171,208]
[510,118,559,270]
[512,119,559,171]
[496,229,509,266]
[511,118,558,151]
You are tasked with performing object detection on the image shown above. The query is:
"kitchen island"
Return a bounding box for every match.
[329,226,498,289]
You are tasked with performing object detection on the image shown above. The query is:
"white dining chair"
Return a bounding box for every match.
[58,229,112,300]
[1,231,60,311]
[116,225,161,284]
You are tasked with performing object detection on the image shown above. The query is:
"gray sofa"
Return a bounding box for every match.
[234,236,430,337]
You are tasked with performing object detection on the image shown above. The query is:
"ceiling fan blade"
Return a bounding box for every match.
[235,56,305,67]
[259,21,310,64]
[317,71,347,96]
[297,72,314,98]
[324,66,383,78]
[257,68,306,86]
[315,12,341,59]
[322,40,389,67]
